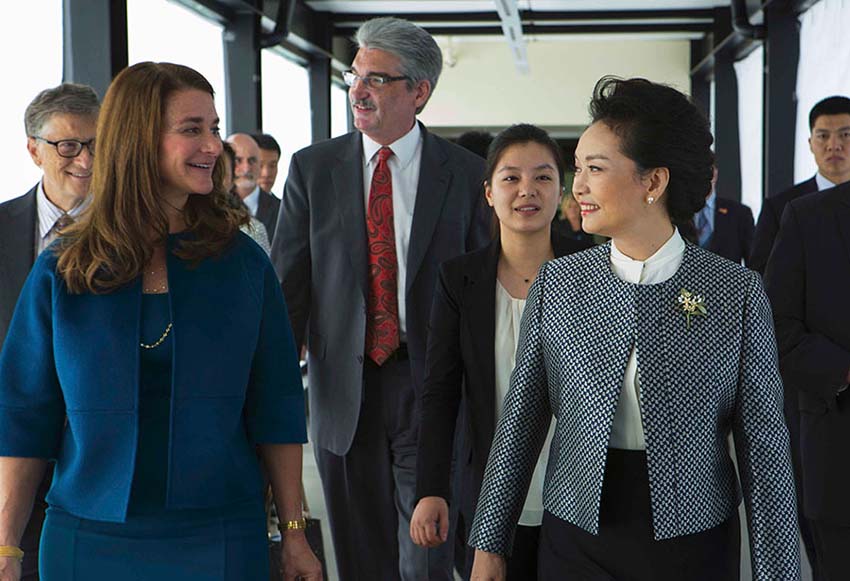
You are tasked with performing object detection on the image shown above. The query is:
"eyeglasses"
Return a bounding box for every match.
[342,70,410,89]
[32,136,95,158]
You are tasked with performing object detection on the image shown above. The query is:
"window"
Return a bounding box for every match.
[0,0,62,203]
[261,49,312,194]
[734,46,764,218]
[127,0,227,136]
[331,83,350,138]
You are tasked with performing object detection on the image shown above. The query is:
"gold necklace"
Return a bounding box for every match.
[140,322,173,350]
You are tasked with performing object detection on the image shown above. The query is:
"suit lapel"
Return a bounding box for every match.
[463,242,500,442]
[332,133,369,300]
[406,126,450,294]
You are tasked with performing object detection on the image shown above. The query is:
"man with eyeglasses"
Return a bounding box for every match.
[272,16,488,581]
[0,82,98,581]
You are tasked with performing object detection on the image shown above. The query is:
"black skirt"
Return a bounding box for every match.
[538,448,740,581]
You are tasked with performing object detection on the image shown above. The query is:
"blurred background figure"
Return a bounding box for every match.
[692,168,754,265]
[252,132,282,195]
[226,132,281,240]
[221,141,271,254]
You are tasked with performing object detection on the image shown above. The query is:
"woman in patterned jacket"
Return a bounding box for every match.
[468,77,800,580]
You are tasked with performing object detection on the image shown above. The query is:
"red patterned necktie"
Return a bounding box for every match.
[365,146,400,365]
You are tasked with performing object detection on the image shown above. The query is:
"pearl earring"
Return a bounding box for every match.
[647,196,655,205]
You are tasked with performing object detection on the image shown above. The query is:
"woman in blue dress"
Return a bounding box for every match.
[0,62,322,581]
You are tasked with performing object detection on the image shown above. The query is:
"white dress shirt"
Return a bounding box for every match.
[816,172,837,191]
[362,123,422,338]
[242,186,260,217]
[608,228,685,450]
[35,180,87,256]
[494,281,556,526]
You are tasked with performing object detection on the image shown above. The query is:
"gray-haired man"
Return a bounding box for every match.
[272,17,489,581]
[0,83,99,580]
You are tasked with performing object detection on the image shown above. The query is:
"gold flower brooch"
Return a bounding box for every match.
[677,288,707,329]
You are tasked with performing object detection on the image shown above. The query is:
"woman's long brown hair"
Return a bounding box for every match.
[56,62,249,294]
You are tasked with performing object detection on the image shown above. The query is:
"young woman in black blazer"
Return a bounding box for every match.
[409,124,590,579]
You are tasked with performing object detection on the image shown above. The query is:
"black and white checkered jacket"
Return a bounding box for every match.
[468,242,800,580]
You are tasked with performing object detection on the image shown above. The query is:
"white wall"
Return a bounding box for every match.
[420,36,692,130]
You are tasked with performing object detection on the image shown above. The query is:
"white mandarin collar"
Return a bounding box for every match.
[362,122,421,169]
[610,228,685,285]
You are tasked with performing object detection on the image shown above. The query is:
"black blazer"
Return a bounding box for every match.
[750,176,818,274]
[0,186,37,352]
[764,180,850,524]
[255,188,281,242]
[706,196,754,265]
[415,232,590,522]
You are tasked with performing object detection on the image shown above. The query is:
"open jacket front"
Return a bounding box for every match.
[468,242,800,581]
[0,233,306,522]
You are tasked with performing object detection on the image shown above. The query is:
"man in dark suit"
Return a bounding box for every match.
[750,95,850,273]
[753,95,850,580]
[693,189,754,265]
[0,83,98,581]
[226,132,281,240]
[765,180,850,580]
[271,17,488,581]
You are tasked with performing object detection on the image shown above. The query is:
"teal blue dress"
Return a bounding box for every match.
[39,294,270,580]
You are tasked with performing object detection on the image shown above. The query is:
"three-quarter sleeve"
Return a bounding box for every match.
[468,263,552,556]
[243,261,307,445]
[734,270,801,580]
[416,264,465,503]
[0,254,65,458]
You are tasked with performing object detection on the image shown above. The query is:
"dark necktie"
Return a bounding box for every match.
[364,147,400,365]
[55,213,74,232]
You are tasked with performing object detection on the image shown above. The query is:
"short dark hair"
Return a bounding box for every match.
[484,124,565,187]
[251,133,281,156]
[456,131,493,159]
[809,96,850,130]
[588,76,714,226]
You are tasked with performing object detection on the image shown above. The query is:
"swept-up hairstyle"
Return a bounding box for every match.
[588,76,715,225]
[57,62,248,294]
[354,17,442,114]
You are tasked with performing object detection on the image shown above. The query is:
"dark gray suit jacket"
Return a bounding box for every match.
[256,189,281,242]
[271,124,489,455]
[0,186,37,353]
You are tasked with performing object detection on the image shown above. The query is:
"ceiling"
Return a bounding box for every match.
[306,1,730,13]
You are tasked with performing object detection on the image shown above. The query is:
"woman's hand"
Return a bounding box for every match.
[409,496,450,547]
[470,548,506,581]
[281,530,322,581]
[0,556,21,581]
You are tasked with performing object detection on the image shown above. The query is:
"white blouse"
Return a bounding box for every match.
[494,281,556,526]
[608,229,685,450]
